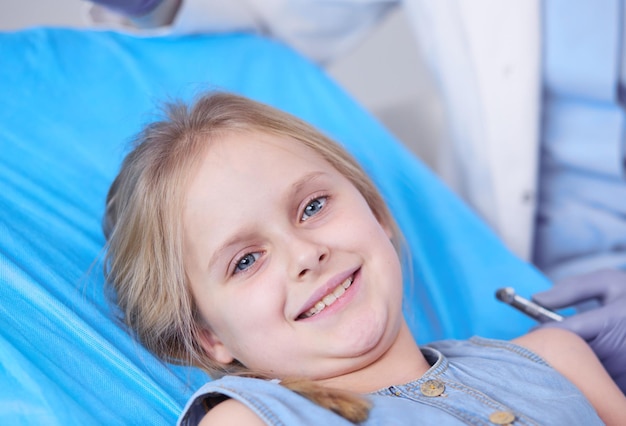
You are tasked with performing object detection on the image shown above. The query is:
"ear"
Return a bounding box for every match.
[197,327,235,365]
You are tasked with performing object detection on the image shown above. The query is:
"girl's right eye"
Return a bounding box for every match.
[233,252,260,274]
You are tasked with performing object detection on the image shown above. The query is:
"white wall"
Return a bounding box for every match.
[326,8,444,168]
[0,0,87,30]
[0,0,443,168]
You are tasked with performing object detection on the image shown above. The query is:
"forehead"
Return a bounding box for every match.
[184,130,340,225]
[185,130,336,201]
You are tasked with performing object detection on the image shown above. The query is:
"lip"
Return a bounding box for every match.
[294,267,361,321]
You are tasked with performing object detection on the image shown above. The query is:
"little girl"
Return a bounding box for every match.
[103,92,626,425]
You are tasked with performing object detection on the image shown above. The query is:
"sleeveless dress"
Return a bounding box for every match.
[177,337,602,425]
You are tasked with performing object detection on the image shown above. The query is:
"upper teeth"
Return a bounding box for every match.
[300,276,353,319]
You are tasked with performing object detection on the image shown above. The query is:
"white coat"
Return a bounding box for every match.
[90,0,543,261]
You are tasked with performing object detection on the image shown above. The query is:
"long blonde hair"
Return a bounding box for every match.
[103,92,400,422]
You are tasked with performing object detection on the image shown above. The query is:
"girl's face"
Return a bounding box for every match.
[183,131,404,381]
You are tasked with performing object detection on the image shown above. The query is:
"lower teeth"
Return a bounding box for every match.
[301,277,353,319]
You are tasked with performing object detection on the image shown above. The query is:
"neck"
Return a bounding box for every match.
[318,321,430,393]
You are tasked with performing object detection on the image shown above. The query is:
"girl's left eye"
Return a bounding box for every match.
[233,252,261,274]
[301,196,327,221]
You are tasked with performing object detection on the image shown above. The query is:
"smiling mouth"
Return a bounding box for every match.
[297,275,354,320]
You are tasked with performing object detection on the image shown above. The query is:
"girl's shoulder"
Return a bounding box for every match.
[177,376,353,426]
[514,328,626,425]
[198,398,266,426]
[512,327,581,362]
[177,376,277,426]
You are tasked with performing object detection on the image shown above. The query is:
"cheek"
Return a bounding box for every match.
[336,201,388,242]
[210,303,291,372]
[199,281,285,347]
[368,222,404,301]
[363,216,398,259]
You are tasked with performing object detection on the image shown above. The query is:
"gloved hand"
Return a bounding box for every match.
[89,0,163,17]
[532,268,626,394]
[88,0,180,28]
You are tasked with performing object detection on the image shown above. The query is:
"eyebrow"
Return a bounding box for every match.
[207,171,329,274]
[287,171,327,203]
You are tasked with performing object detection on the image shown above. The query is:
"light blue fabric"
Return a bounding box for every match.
[179,338,601,425]
[0,28,549,424]
[536,0,626,278]
[543,0,622,102]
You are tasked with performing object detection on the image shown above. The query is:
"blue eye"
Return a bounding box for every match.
[234,252,260,273]
[301,196,327,221]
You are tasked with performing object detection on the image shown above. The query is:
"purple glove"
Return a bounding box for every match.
[89,0,163,17]
[533,269,626,393]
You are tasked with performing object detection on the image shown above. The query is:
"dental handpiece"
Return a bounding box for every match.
[495,287,564,323]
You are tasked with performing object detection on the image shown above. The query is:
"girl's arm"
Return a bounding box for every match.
[514,328,626,425]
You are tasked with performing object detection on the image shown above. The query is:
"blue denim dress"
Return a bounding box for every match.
[178,337,602,425]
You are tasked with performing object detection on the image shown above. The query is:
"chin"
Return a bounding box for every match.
[338,309,391,357]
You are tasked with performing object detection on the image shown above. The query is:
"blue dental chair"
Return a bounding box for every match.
[0,28,549,424]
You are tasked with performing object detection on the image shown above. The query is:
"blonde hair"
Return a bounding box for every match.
[103,92,400,422]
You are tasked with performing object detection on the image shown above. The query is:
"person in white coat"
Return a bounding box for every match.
[87,0,626,392]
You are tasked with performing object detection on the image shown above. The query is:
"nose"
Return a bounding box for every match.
[288,233,329,280]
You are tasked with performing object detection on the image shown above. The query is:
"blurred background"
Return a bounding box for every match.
[1,0,444,168]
